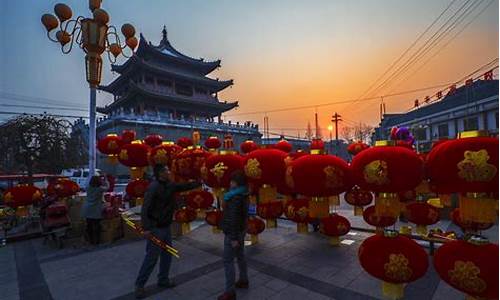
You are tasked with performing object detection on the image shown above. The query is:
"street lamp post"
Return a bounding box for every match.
[41,1,137,176]
[327,125,333,154]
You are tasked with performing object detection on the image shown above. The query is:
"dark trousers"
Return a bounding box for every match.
[86,218,101,245]
[224,232,248,293]
[135,226,172,288]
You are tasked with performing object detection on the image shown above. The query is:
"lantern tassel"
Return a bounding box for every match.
[297,222,308,234]
[330,236,340,246]
[416,225,427,236]
[354,206,364,216]
[107,155,118,165]
[459,193,497,224]
[135,197,144,206]
[130,167,144,180]
[250,234,259,244]
[266,218,277,228]
[212,226,221,234]
[382,281,404,300]
[259,185,277,203]
[375,193,400,218]
[181,222,191,235]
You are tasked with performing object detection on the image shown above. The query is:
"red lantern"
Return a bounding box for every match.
[186,190,214,210]
[434,237,498,300]
[275,139,292,153]
[257,200,283,228]
[144,134,163,148]
[347,141,369,156]
[310,138,325,152]
[247,216,265,244]
[121,129,136,144]
[149,142,181,167]
[126,179,149,206]
[427,132,498,223]
[351,143,424,218]
[240,140,258,154]
[176,137,193,149]
[201,152,243,190]
[450,208,494,233]
[205,209,223,233]
[320,213,351,246]
[47,178,80,198]
[97,133,123,164]
[4,185,43,208]
[363,205,396,233]
[344,186,373,216]
[174,206,197,234]
[404,202,440,235]
[359,231,429,299]
[285,198,310,233]
[204,136,221,152]
[119,141,150,179]
[172,146,211,181]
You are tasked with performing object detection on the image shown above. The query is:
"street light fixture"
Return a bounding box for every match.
[41,1,137,176]
[327,125,333,154]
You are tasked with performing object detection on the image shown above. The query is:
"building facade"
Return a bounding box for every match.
[373,79,498,152]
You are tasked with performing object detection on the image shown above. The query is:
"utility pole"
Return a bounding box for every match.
[331,112,342,141]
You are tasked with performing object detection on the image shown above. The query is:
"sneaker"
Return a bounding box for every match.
[217,291,236,300]
[235,280,249,289]
[135,287,146,299]
[157,280,176,288]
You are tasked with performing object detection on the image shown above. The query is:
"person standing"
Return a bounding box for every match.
[135,164,201,299]
[218,170,249,300]
[81,175,109,246]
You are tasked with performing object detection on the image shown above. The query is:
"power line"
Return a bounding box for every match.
[0,111,89,119]
[0,91,87,109]
[0,103,89,112]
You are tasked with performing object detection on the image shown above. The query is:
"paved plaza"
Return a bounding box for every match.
[3,214,492,300]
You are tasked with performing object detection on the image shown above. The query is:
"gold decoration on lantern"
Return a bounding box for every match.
[210,162,228,183]
[119,149,128,160]
[364,160,390,185]
[457,150,497,182]
[384,253,412,281]
[244,158,262,179]
[448,261,486,294]
[323,166,344,189]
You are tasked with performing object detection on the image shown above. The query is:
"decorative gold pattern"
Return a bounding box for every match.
[244,158,262,179]
[448,261,486,294]
[285,166,294,188]
[119,149,128,161]
[384,253,412,281]
[364,160,390,185]
[153,149,168,164]
[336,222,348,232]
[4,192,12,203]
[457,150,497,182]
[324,166,344,189]
[210,162,228,183]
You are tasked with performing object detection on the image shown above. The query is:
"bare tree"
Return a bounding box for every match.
[340,123,374,144]
[305,121,313,140]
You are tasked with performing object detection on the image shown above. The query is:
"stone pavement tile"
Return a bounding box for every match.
[430,281,464,300]
[0,282,20,300]
[272,284,322,300]
[264,278,290,292]
[345,272,384,299]
[238,285,279,300]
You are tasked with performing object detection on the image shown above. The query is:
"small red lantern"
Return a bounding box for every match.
[240,140,258,154]
[404,202,440,235]
[144,134,163,148]
[47,178,80,198]
[121,129,136,144]
[205,209,223,233]
[363,205,396,233]
[257,200,283,228]
[186,190,214,210]
[275,139,292,153]
[149,142,181,167]
[285,198,310,233]
[310,138,325,153]
[97,133,123,164]
[126,179,149,206]
[344,186,373,216]
[204,136,221,152]
[4,185,43,208]
[434,236,498,300]
[119,141,150,179]
[176,137,193,149]
[450,208,494,233]
[247,216,265,244]
[347,141,369,156]
[320,213,351,246]
[359,231,429,299]
[174,206,197,234]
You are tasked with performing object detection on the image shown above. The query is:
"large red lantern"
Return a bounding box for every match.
[204,136,221,152]
[174,206,197,234]
[4,185,43,208]
[47,178,80,198]
[320,213,350,246]
[275,139,292,153]
[97,133,123,164]
[201,151,243,195]
[186,190,214,210]
[126,179,149,206]
[247,216,265,244]
[144,134,163,148]
[359,231,429,299]
[404,202,439,235]
[363,205,396,233]
[121,129,136,144]
[284,198,310,233]
[427,132,498,224]
[172,146,211,181]
[351,142,424,218]
[257,200,283,228]
[240,140,258,154]
[205,209,223,233]
[450,208,494,233]
[347,141,369,156]
[149,142,181,167]
[119,141,150,179]
[434,236,498,300]
[344,186,373,216]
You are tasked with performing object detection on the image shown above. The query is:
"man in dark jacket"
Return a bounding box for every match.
[218,170,249,300]
[135,164,200,299]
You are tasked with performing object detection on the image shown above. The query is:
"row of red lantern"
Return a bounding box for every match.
[4,178,80,208]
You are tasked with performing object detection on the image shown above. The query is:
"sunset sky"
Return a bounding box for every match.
[1,0,498,138]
